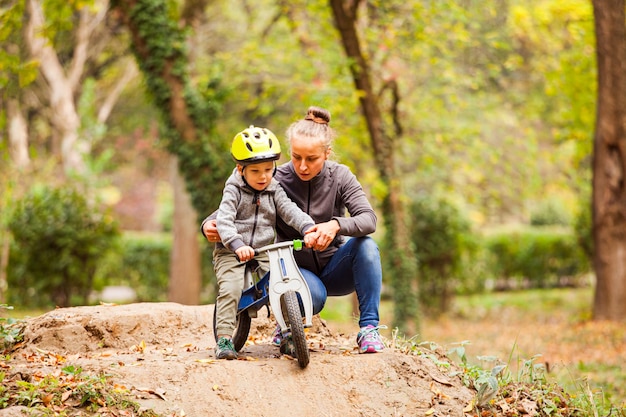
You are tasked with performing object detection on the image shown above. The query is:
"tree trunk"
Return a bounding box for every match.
[168,157,202,305]
[113,0,212,304]
[25,0,87,174]
[591,0,626,321]
[6,98,31,169]
[0,234,9,304]
[329,0,420,335]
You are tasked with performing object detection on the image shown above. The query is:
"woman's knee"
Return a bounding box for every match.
[354,236,380,263]
[301,268,327,314]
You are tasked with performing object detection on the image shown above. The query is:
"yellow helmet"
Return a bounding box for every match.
[231,125,281,165]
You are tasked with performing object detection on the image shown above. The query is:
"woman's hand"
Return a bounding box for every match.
[202,219,222,243]
[304,220,340,251]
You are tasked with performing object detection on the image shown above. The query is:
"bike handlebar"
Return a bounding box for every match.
[254,239,303,255]
[236,239,304,262]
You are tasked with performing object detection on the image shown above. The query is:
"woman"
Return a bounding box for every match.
[203,106,385,354]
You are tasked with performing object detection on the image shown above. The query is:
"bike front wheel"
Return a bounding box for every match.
[281,290,309,368]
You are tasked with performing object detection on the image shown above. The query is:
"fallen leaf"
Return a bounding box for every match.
[61,390,72,402]
[136,387,168,401]
[425,408,435,415]
[429,382,450,400]
[196,358,216,364]
[113,383,128,392]
[42,393,54,406]
[130,340,147,353]
[463,400,474,412]
[432,374,453,386]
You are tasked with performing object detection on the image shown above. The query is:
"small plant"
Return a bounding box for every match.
[447,344,590,416]
[0,304,24,353]
[390,331,614,417]
[1,359,161,415]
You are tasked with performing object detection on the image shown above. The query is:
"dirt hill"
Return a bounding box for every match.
[3,303,476,417]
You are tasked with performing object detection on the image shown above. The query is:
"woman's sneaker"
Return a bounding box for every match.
[279,332,297,357]
[271,324,282,347]
[356,325,387,354]
[215,337,238,360]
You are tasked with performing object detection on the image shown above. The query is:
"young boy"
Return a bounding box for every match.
[212,125,315,360]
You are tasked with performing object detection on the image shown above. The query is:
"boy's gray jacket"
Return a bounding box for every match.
[216,168,314,252]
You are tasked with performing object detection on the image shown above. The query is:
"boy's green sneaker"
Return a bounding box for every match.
[215,337,238,360]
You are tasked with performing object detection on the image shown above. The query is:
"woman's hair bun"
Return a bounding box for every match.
[304,106,330,125]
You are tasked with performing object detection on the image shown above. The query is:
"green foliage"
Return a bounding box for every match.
[408,195,475,315]
[483,226,591,289]
[6,230,217,306]
[7,185,120,307]
[1,360,160,415]
[93,233,216,302]
[94,233,171,302]
[530,198,572,227]
[392,335,579,416]
[379,208,420,335]
[451,348,576,415]
[112,0,231,218]
[509,0,595,154]
[0,305,24,353]
[573,190,592,260]
[0,1,39,92]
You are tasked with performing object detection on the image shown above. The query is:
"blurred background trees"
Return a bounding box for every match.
[0,0,610,330]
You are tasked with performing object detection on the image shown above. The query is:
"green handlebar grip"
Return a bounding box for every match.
[293,239,303,251]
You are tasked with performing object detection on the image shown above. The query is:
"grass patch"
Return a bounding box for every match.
[1,306,49,320]
[320,286,626,415]
[451,287,594,321]
[1,363,160,416]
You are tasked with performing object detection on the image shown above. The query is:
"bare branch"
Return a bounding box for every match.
[97,58,139,124]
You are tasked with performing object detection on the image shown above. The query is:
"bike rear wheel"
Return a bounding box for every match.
[212,303,251,352]
[282,290,309,368]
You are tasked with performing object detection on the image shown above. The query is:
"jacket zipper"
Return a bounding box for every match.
[306,182,322,273]
[306,181,311,213]
[250,192,261,247]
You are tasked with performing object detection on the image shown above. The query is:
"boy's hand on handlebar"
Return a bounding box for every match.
[235,246,255,262]
[303,232,317,249]
[203,219,222,243]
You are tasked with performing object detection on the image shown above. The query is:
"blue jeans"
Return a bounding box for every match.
[301,236,382,328]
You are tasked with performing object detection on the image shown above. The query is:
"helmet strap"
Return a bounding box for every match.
[237,162,277,189]
[239,165,251,188]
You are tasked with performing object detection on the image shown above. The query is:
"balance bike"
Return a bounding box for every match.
[212,240,313,368]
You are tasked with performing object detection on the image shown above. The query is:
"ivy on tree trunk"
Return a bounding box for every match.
[112,0,229,305]
[111,0,229,217]
[329,0,420,335]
